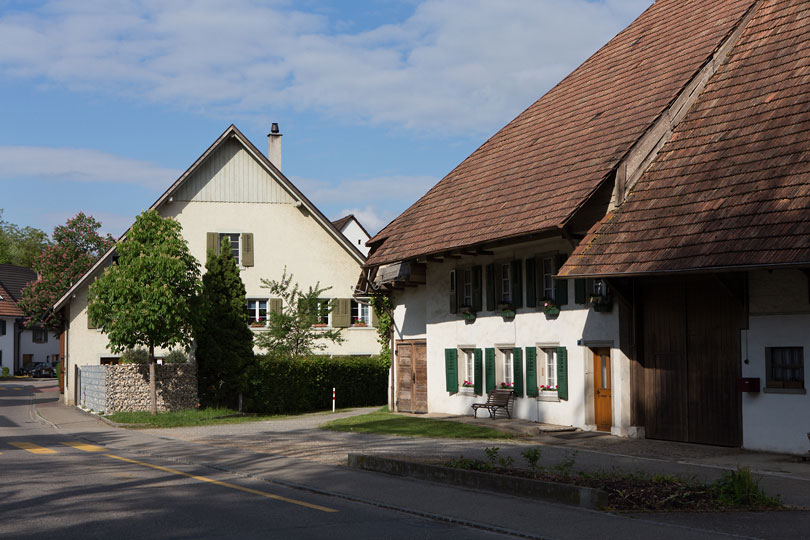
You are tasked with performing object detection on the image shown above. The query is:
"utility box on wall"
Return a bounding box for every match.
[737,377,761,393]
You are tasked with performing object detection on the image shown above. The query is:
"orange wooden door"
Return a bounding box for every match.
[593,348,612,432]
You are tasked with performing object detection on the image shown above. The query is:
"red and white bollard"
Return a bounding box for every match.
[332,387,336,413]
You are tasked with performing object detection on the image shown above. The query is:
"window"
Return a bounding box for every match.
[463,349,475,388]
[351,299,371,326]
[541,257,554,300]
[766,347,805,389]
[501,263,511,303]
[32,328,48,344]
[543,348,557,390]
[462,269,473,308]
[501,349,514,387]
[0,319,6,336]
[219,233,240,264]
[246,300,267,326]
[315,299,330,326]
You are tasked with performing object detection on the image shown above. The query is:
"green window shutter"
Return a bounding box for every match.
[332,298,351,328]
[525,258,537,308]
[485,348,496,393]
[554,254,569,306]
[471,265,483,312]
[486,264,496,310]
[445,349,459,393]
[0,320,5,335]
[43,331,48,343]
[525,347,538,397]
[510,260,523,308]
[241,233,254,267]
[575,279,587,304]
[269,298,283,315]
[556,346,568,400]
[513,347,523,397]
[474,348,483,395]
[449,270,458,314]
[206,232,219,255]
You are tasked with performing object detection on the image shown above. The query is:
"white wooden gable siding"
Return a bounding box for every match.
[173,139,296,204]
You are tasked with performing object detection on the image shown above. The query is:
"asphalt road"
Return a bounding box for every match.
[0,379,509,540]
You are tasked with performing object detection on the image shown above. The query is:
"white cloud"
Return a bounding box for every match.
[336,206,398,236]
[0,146,181,190]
[0,0,652,136]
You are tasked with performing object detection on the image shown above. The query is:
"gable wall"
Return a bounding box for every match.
[0,317,13,372]
[61,140,377,405]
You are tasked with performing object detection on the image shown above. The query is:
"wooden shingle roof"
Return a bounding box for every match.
[561,0,810,277]
[365,0,758,267]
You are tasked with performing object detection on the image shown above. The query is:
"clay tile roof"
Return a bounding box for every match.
[0,282,24,317]
[365,0,758,267]
[331,215,354,231]
[561,0,810,277]
[0,264,36,301]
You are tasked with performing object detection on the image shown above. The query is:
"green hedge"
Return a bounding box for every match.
[246,354,388,414]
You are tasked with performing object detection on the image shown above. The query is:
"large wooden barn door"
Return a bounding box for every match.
[395,340,427,413]
[639,275,743,447]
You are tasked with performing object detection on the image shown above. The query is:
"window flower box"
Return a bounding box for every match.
[462,380,474,388]
[540,385,558,392]
[352,321,368,327]
[542,300,560,316]
[249,321,266,328]
[462,311,477,322]
[589,295,613,313]
[499,382,514,390]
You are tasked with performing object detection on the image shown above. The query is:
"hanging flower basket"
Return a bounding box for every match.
[589,295,613,313]
[462,311,477,322]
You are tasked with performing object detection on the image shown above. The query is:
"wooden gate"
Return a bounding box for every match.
[396,340,427,413]
[638,275,744,446]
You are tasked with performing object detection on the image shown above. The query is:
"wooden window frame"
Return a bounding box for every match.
[350,299,371,326]
[765,346,805,389]
[218,232,241,265]
[246,299,268,327]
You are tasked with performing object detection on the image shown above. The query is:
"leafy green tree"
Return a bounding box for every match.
[88,210,200,414]
[19,212,114,331]
[254,268,344,358]
[195,237,254,409]
[0,209,51,268]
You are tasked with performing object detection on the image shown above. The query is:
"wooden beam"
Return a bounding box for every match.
[476,250,494,256]
[426,256,444,262]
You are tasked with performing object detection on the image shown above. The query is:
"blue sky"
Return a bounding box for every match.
[0,0,651,237]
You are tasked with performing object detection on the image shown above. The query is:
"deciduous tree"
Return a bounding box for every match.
[254,268,343,358]
[19,212,113,331]
[88,210,200,414]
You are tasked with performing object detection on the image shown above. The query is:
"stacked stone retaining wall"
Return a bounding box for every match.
[78,363,198,413]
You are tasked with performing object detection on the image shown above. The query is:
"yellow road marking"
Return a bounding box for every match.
[10,442,57,454]
[61,441,106,452]
[103,454,337,513]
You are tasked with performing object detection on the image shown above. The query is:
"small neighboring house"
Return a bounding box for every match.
[0,264,59,374]
[361,0,810,454]
[333,214,371,257]
[53,124,379,406]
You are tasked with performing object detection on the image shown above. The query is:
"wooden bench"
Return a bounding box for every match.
[471,389,515,418]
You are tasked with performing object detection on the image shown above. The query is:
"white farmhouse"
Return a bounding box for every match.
[361,0,810,454]
[53,124,379,406]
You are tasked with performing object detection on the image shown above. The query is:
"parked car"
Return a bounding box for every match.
[28,362,56,378]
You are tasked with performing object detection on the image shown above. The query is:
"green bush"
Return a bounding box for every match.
[711,467,780,507]
[163,349,188,364]
[1,366,9,377]
[119,347,149,364]
[246,354,388,414]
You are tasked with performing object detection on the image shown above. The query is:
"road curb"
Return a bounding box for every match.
[348,453,609,510]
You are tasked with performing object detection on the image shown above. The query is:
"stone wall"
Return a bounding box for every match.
[78,363,198,413]
[78,365,107,412]
[107,363,198,413]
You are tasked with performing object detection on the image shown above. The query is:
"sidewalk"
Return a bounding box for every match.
[31,398,810,540]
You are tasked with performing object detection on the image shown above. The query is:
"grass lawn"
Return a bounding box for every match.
[321,409,513,439]
[106,407,355,428]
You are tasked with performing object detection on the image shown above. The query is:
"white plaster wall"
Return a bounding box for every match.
[339,219,370,256]
[741,314,810,455]
[391,240,625,432]
[18,328,59,364]
[0,317,14,372]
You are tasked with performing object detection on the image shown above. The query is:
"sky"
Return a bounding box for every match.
[0,0,652,238]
